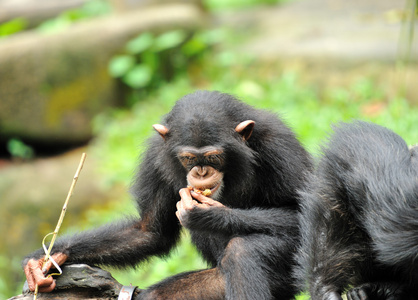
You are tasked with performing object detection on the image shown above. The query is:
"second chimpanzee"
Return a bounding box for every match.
[295,121,418,300]
[23,90,312,299]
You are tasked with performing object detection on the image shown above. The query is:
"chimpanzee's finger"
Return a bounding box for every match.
[38,279,56,293]
[24,259,38,291]
[179,188,192,201]
[25,258,54,291]
[48,253,68,269]
[191,191,224,207]
[175,210,183,225]
[179,188,194,209]
[42,252,68,280]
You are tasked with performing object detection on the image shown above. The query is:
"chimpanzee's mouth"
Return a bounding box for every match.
[208,182,221,195]
[190,181,222,197]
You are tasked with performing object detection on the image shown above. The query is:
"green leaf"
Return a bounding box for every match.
[7,138,34,159]
[153,30,187,52]
[108,55,135,77]
[0,18,27,36]
[181,38,207,56]
[140,52,159,71]
[81,0,112,17]
[122,64,153,88]
[126,32,154,54]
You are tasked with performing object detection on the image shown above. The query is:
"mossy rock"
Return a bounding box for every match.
[0,3,206,145]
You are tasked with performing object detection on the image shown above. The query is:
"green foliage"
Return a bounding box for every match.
[153,30,187,52]
[36,0,111,33]
[122,64,153,89]
[296,293,310,300]
[125,32,154,54]
[0,18,27,37]
[204,0,292,11]
[108,55,136,77]
[7,138,34,160]
[0,254,23,299]
[0,0,111,37]
[107,30,220,103]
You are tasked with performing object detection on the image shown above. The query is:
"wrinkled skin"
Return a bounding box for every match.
[24,253,68,292]
[176,188,225,228]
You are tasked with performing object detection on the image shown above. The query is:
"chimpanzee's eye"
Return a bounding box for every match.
[203,149,224,168]
[205,155,222,166]
[179,155,196,169]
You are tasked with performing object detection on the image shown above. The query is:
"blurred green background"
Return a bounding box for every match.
[0,0,417,299]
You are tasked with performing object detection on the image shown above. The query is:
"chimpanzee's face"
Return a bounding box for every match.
[177,145,225,199]
[152,119,254,200]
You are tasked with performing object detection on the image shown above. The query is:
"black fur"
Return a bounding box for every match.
[295,121,418,300]
[24,91,312,299]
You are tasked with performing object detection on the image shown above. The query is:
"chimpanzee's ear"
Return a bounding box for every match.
[235,120,255,141]
[152,124,169,140]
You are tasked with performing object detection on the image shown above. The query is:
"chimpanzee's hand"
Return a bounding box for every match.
[23,252,68,292]
[346,282,406,300]
[346,286,368,300]
[323,291,343,300]
[176,188,224,228]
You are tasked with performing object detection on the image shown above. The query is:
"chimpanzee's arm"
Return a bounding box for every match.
[346,282,410,300]
[177,188,297,237]
[23,185,181,292]
[187,206,298,237]
[24,213,180,269]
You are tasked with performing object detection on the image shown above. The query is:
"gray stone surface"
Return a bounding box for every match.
[0,0,86,26]
[0,3,206,144]
[0,148,125,264]
[10,264,130,300]
[217,0,418,102]
[221,0,416,62]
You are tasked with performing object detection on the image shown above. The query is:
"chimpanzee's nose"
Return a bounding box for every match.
[191,166,208,178]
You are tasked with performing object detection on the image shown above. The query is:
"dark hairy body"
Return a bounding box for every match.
[23,90,312,300]
[295,121,418,300]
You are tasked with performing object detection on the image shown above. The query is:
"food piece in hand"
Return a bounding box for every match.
[201,189,212,196]
[187,186,212,197]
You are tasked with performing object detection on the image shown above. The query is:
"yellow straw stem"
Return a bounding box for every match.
[33,153,86,300]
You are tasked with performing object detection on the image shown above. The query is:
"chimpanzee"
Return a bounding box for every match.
[295,121,418,300]
[23,90,312,300]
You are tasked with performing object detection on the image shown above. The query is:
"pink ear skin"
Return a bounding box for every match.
[235,120,255,141]
[153,124,169,140]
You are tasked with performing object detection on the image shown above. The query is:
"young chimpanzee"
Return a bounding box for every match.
[23,90,312,300]
[295,121,418,300]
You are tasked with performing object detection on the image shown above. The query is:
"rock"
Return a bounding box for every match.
[217,0,418,103]
[0,0,86,27]
[0,3,206,145]
[9,264,137,299]
[109,0,203,13]
[0,0,203,28]
[0,147,127,294]
[226,0,414,62]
